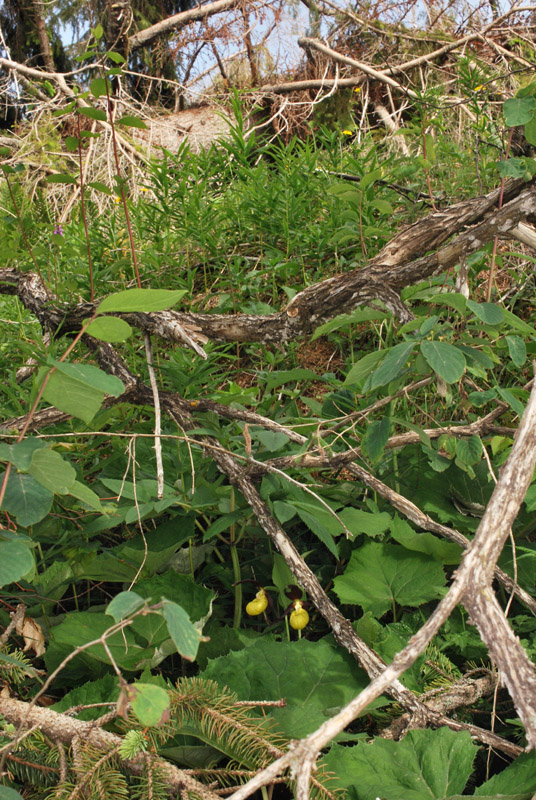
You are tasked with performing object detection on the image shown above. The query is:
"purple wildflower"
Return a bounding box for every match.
[53,224,64,236]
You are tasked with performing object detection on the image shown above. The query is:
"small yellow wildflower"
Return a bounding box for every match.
[342,129,353,136]
[113,196,121,203]
[139,187,150,193]
[474,85,484,92]
[246,589,268,616]
[354,87,361,93]
[290,601,309,630]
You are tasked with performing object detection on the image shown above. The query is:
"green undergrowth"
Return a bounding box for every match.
[1,67,536,800]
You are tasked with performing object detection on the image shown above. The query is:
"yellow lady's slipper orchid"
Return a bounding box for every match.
[246,589,268,616]
[289,600,309,630]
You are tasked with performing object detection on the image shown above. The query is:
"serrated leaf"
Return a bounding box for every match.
[129,683,169,727]
[78,106,107,121]
[1,471,53,526]
[506,335,527,367]
[333,541,445,617]
[116,115,148,129]
[162,600,200,661]
[86,316,133,342]
[420,340,465,383]
[474,751,536,797]
[97,288,187,313]
[202,639,378,738]
[0,541,35,588]
[28,448,76,494]
[92,22,104,40]
[107,591,145,622]
[322,727,476,798]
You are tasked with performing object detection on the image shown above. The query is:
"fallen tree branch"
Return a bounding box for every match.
[226,374,536,799]
[0,177,531,346]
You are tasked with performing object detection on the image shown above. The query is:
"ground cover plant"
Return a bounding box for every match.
[1,4,536,799]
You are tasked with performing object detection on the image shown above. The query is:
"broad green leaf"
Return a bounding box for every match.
[203,510,245,541]
[420,340,465,383]
[338,507,391,538]
[498,387,526,416]
[67,480,106,512]
[86,316,133,343]
[116,115,148,129]
[48,359,124,397]
[506,335,527,366]
[468,388,497,407]
[129,683,169,727]
[202,639,380,738]
[107,591,145,622]
[252,429,290,452]
[107,50,126,63]
[28,448,76,494]
[344,350,386,388]
[93,22,104,39]
[525,484,536,511]
[46,610,149,672]
[264,368,319,392]
[455,435,483,467]
[313,307,390,340]
[135,572,214,624]
[0,788,25,800]
[88,181,113,195]
[79,106,107,121]
[322,727,476,798]
[474,752,536,797]
[370,198,393,214]
[290,500,340,556]
[45,173,77,184]
[0,438,47,470]
[333,541,445,617]
[162,600,201,661]
[361,416,390,463]
[503,97,536,126]
[41,369,105,424]
[90,77,110,98]
[466,299,504,325]
[501,308,536,336]
[52,674,119,721]
[389,516,461,564]
[1,471,53,526]
[368,342,416,390]
[525,115,536,146]
[497,158,529,178]
[356,614,425,692]
[97,288,187,313]
[0,541,35,587]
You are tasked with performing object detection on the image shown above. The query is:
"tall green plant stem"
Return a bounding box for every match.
[0,315,97,525]
[486,128,514,301]
[76,113,95,302]
[3,171,45,283]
